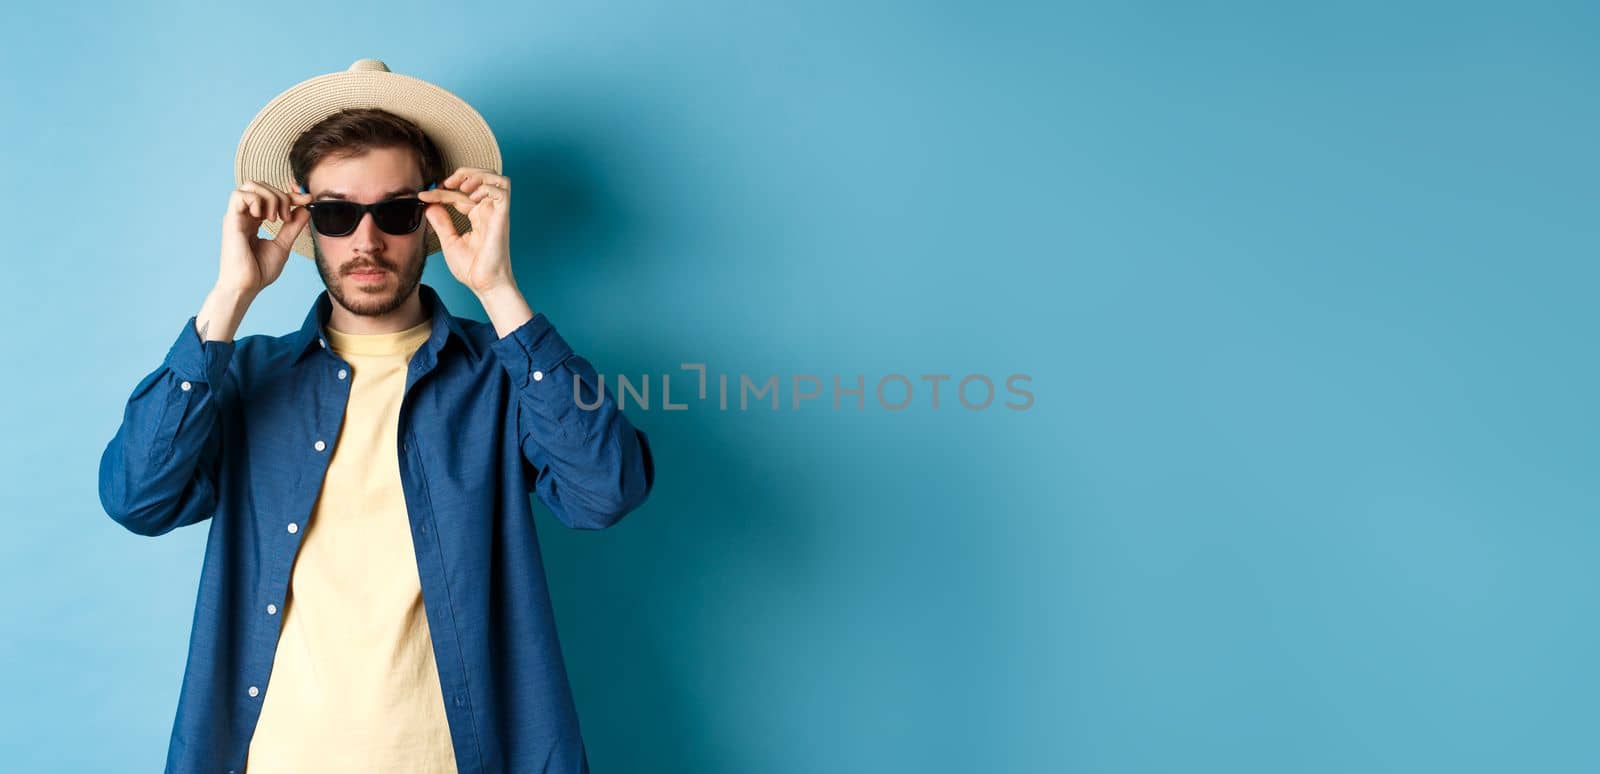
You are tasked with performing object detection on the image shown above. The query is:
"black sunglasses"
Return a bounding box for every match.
[304,196,428,237]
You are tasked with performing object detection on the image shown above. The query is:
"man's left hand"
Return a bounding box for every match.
[420,166,516,295]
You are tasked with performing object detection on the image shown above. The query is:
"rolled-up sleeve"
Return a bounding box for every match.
[97,316,235,537]
[489,312,655,530]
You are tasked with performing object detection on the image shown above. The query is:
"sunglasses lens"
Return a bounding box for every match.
[309,202,361,236]
[374,199,426,235]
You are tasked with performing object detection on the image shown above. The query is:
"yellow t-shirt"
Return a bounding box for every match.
[246,316,457,773]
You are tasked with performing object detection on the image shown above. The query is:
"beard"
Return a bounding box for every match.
[312,233,428,317]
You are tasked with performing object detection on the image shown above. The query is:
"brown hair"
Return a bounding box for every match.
[288,107,445,194]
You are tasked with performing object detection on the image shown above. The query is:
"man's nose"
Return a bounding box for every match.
[350,210,385,250]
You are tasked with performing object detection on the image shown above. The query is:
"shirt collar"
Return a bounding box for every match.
[292,282,480,365]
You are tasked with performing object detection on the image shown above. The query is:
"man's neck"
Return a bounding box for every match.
[326,290,428,335]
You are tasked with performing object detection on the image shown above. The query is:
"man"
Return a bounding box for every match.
[97,59,654,774]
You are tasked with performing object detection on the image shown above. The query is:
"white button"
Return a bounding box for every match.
[314,440,326,452]
[532,370,544,382]
[248,686,260,697]
[180,381,192,391]
[319,338,326,348]
[267,604,277,615]
[337,368,348,380]
[286,522,298,534]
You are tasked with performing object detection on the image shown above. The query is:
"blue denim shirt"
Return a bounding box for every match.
[97,282,655,773]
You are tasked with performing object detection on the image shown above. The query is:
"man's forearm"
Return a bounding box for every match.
[477,283,535,339]
[196,285,258,343]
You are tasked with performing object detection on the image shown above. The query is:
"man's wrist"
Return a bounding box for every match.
[477,282,535,339]
[209,283,259,305]
[196,284,258,343]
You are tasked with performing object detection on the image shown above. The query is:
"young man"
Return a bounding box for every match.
[97,60,654,774]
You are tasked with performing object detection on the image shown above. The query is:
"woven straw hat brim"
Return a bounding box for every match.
[235,59,501,260]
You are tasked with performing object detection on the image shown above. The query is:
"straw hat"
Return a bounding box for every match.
[234,58,502,259]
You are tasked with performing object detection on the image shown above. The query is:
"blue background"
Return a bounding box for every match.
[3,1,1596,771]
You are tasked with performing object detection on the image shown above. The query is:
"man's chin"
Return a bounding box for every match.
[329,271,422,316]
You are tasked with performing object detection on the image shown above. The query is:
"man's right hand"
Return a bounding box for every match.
[219,181,311,296]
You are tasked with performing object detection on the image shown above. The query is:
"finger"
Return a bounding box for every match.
[468,183,507,201]
[260,182,298,220]
[229,190,255,217]
[465,192,503,226]
[418,188,480,214]
[423,203,461,247]
[254,181,292,220]
[461,174,510,194]
[239,182,285,222]
[231,190,256,218]
[254,184,288,223]
[237,191,264,219]
[265,184,294,221]
[449,170,509,193]
[276,204,310,247]
[444,167,494,187]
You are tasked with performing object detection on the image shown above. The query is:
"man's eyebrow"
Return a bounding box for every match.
[313,187,421,201]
